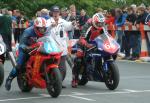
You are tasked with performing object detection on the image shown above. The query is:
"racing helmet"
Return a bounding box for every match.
[34,17,48,37]
[92,13,105,29]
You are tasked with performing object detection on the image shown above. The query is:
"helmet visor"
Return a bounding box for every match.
[36,27,47,34]
[95,22,105,27]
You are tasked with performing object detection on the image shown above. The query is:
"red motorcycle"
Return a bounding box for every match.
[17,36,62,98]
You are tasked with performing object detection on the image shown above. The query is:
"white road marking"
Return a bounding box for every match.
[0,96,47,102]
[0,89,150,102]
[124,89,141,92]
[72,92,86,95]
[121,76,150,79]
[118,60,150,64]
[40,94,68,97]
[68,95,96,101]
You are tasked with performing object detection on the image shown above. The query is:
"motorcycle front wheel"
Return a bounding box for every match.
[104,62,120,90]
[46,68,62,98]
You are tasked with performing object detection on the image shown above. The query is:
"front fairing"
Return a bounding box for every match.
[94,33,120,54]
[37,36,61,54]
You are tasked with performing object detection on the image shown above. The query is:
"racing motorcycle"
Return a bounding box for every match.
[71,27,120,90]
[17,36,62,98]
[0,35,6,87]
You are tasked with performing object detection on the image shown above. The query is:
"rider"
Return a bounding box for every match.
[71,13,106,88]
[5,17,49,91]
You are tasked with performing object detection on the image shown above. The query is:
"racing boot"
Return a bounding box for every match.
[71,79,78,88]
[5,68,18,91]
[71,75,78,88]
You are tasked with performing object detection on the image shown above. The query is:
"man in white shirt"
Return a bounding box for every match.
[47,6,75,88]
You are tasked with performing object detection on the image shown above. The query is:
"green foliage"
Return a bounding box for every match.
[0,0,149,18]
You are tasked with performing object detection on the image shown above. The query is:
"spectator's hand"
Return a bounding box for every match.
[72,20,76,26]
[51,22,57,27]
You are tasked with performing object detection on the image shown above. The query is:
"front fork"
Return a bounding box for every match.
[102,56,114,72]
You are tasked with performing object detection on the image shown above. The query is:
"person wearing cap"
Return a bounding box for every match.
[47,5,76,88]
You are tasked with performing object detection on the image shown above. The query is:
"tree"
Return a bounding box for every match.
[0,0,149,18]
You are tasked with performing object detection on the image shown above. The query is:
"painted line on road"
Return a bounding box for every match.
[118,60,150,64]
[1,89,150,102]
[123,89,141,92]
[74,89,150,96]
[0,96,48,102]
[121,76,150,79]
[68,95,96,101]
[41,93,96,101]
[72,92,86,95]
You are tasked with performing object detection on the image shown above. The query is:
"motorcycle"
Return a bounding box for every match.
[17,36,62,98]
[72,27,120,90]
[0,35,6,87]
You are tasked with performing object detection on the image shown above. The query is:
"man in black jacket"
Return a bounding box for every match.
[0,9,12,62]
[131,6,149,60]
[123,7,137,60]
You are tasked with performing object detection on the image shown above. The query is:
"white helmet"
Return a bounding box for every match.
[34,17,49,37]
[92,13,105,29]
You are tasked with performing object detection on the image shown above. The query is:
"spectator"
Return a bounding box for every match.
[8,11,12,16]
[115,8,127,53]
[131,4,137,14]
[40,8,50,20]
[79,9,89,28]
[29,16,36,27]
[131,6,148,60]
[121,6,128,53]
[95,8,103,13]
[66,4,78,21]
[105,9,116,36]
[136,6,149,25]
[36,11,41,17]
[14,10,27,43]
[123,7,137,60]
[146,6,150,13]
[66,4,80,39]
[60,7,68,20]
[105,9,116,25]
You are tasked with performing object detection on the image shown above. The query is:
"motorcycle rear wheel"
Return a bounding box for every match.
[17,72,33,92]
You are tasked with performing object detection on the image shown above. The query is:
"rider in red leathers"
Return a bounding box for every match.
[71,13,106,88]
